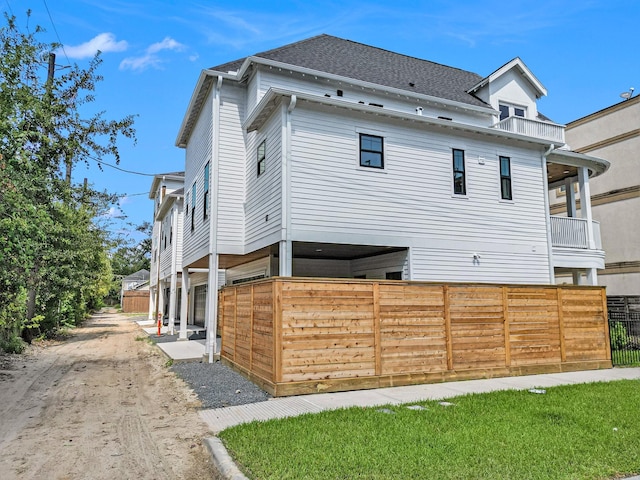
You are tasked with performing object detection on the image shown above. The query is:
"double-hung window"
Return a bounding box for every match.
[190,182,196,232]
[452,149,466,195]
[499,156,512,200]
[359,134,384,169]
[257,140,266,176]
[203,162,210,220]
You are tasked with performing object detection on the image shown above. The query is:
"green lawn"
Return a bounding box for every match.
[219,380,640,479]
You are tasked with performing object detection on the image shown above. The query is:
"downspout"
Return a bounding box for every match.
[542,144,555,284]
[206,75,223,363]
[279,95,296,276]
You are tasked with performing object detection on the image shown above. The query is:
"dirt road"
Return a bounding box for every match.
[0,311,220,480]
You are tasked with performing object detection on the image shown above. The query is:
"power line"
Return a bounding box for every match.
[87,154,157,177]
[42,0,70,66]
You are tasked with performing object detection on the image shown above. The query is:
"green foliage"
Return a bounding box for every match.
[221,381,640,479]
[610,322,630,351]
[0,12,136,345]
[0,334,26,354]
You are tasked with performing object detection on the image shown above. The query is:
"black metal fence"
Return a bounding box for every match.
[608,311,640,366]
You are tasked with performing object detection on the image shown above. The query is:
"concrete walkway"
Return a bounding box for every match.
[200,367,640,434]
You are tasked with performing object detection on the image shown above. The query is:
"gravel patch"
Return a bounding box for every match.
[171,361,271,409]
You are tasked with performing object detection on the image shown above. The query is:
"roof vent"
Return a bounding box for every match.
[416,107,423,115]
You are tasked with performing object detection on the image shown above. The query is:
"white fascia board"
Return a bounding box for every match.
[468,57,547,98]
[547,149,610,177]
[175,69,241,148]
[240,56,496,116]
[148,173,185,200]
[244,87,558,148]
[156,192,184,220]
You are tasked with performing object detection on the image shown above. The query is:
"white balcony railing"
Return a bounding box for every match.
[494,116,565,143]
[550,216,601,249]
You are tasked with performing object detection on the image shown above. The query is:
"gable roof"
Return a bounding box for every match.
[467,57,547,99]
[212,34,487,108]
[122,269,150,282]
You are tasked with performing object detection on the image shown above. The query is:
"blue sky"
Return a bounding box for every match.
[6,0,639,242]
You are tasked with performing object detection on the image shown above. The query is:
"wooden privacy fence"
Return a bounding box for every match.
[218,278,611,396]
[122,290,149,313]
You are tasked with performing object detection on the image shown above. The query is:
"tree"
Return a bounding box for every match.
[0,12,136,348]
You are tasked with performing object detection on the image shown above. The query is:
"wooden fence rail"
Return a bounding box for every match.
[218,278,611,396]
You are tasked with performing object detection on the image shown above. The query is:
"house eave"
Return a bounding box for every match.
[149,173,185,199]
[467,57,547,99]
[245,87,563,149]
[546,149,610,179]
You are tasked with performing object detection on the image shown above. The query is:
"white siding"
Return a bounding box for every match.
[183,89,213,267]
[217,85,246,253]
[288,102,551,284]
[225,257,270,284]
[244,106,283,252]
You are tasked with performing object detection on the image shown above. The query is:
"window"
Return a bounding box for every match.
[499,156,512,200]
[185,192,189,216]
[203,162,210,220]
[386,271,402,280]
[452,149,466,195]
[190,182,196,231]
[257,140,266,176]
[360,133,384,169]
[499,103,526,121]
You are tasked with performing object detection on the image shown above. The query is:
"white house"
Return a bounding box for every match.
[174,35,609,361]
[148,172,184,335]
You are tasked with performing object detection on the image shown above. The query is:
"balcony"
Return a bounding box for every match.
[550,216,601,250]
[494,116,565,143]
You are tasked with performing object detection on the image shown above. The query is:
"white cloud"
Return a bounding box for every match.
[119,37,185,72]
[62,33,128,59]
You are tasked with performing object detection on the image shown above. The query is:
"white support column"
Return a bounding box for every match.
[572,270,581,285]
[542,146,555,284]
[578,166,596,249]
[565,177,577,218]
[167,207,180,335]
[586,268,598,286]
[178,268,189,340]
[148,288,155,320]
[279,240,292,276]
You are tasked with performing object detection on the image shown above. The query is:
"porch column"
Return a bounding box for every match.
[167,207,180,336]
[279,240,292,276]
[148,287,155,320]
[178,268,190,340]
[578,167,596,249]
[565,177,577,218]
[572,270,581,285]
[205,255,219,361]
[586,268,598,285]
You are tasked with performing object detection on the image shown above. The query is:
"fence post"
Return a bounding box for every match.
[373,282,381,376]
[503,287,511,367]
[444,285,453,371]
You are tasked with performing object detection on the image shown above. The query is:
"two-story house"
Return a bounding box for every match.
[148,172,184,335]
[175,35,609,361]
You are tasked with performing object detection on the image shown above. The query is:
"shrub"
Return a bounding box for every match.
[0,334,26,354]
[610,322,630,350]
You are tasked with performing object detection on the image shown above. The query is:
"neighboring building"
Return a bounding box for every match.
[120,269,150,301]
[174,34,609,359]
[551,94,639,296]
[148,172,184,334]
[120,269,150,313]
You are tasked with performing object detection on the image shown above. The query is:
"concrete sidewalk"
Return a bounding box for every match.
[200,367,640,434]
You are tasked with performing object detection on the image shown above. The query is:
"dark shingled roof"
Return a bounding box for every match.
[212,34,488,108]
